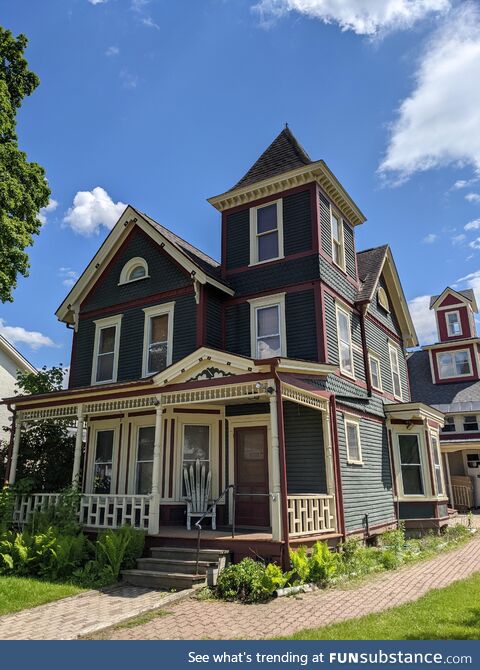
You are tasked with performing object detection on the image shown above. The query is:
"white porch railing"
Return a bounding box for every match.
[287,494,336,536]
[13,493,151,531]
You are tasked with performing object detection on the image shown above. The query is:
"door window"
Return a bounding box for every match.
[135,426,155,494]
[94,430,114,493]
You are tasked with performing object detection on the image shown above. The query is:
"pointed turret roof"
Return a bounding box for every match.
[231,126,312,191]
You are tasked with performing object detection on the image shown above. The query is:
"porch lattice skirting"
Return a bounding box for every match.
[287,494,335,536]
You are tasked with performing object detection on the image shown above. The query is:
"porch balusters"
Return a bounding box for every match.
[71,405,84,488]
[269,392,283,542]
[148,397,163,535]
[8,416,22,485]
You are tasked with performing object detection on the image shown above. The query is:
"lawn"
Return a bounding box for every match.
[283,573,480,640]
[0,575,85,616]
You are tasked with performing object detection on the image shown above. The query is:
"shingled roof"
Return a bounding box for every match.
[429,288,477,310]
[231,127,312,191]
[356,245,388,303]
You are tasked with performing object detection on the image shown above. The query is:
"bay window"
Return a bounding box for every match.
[398,434,424,496]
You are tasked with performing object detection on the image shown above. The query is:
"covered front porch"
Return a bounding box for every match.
[6,349,340,557]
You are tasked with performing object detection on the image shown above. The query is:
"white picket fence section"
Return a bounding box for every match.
[287,494,336,536]
[13,493,151,530]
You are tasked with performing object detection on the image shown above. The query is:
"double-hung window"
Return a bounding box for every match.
[336,305,354,377]
[142,302,175,376]
[92,315,122,384]
[331,209,345,269]
[446,311,461,337]
[250,200,283,265]
[437,350,472,379]
[369,353,382,391]
[442,416,456,433]
[345,417,362,464]
[93,430,114,494]
[430,433,444,496]
[249,294,286,359]
[135,426,155,495]
[463,415,479,432]
[398,434,424,496]
[388,343,402,399]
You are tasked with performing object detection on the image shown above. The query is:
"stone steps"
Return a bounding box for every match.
[121,569,206,591]
[136,557,211,575]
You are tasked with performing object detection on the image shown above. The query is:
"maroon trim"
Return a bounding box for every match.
[430,342,479,383]
[320,284,329,363]
[224,280,318,306]
[161,419,168,498]
[127,410,156,417]
[438,293,466,307]
[159,371,273,394]
[89,413,124,422]
[115,422,123,494]
[427,419,442,430]
[441,431,480,441]
[329,397,346,539]
[4,409,15,484]
[125,422,132,493]
[321,283,359,312]
[335,404,384,424]
[80,285,194,321]
[218,419,223,492]
[173,408,221,415]
[68,330,77,389]
[390,418,424,425]
[221,211,227,280]
[82,426,90,493]
[168,418,175,498]
[226,251,317,277]
[274,375,290,571]
[318,247,360,290]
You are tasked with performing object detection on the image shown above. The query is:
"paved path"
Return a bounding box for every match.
[0,585,178,640]
[110,536,480,640]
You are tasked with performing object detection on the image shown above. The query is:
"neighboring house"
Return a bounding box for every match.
[0,334,36,437]
[3,128,447,565]
[408,287,480,511]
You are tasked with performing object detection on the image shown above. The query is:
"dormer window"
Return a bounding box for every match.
[377,286,390,313]
[437,349,472,379]
[249,200,284,265]
[331,209,345,270]
[446,311,461,337]
[119,257,149,285]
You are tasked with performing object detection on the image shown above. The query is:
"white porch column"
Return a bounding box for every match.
[269,392,283,542]
[443,452,454,508]
[148,397,164,535]
[321,406,337,528]
[8,416,22,486]
[72,405,84,488]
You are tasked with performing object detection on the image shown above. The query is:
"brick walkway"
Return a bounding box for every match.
[109,535,480,640]
[0,585,180,640]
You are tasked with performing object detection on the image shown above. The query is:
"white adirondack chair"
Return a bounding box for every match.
[183,459,216,530]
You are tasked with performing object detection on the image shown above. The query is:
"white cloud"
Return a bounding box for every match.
[88,0,107,4]
[408,295,438,345]
[470,238,480,250]
[253,0,449,35]
[63,187,126,236]
[452,233,466,245]
[453,175,480,189]
[465,218,480,231]
[59,267,79,288]
[120,69,139,89]
[422,233,438,244]
[466,192,480,203]
[38,198,58,225]
[0,319,56,350]
[142,16,159,29]
[379,3,480,182]
[105,46,119,57]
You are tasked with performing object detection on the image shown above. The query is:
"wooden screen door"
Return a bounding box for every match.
[234,426,270,528]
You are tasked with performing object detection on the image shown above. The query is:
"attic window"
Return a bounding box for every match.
[119,257,149,285]
[377,286,390,312]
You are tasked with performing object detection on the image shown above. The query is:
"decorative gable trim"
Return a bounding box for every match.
[430,287,478,312]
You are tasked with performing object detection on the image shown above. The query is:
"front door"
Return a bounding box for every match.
[234,426,270,528]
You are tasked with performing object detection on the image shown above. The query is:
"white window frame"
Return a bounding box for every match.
[436,349,473,380]
[442,416,456,433]
[377,286,390,313]
[249,199,284,266]
[396,432,427,498]
[330,207,345,270]
[176,416,219,501]
[118,257,149,285]
[142,302,175,377]
[134,424,156,495]
[86,421,120,494]
[446,310,462,337]
[91,314,122,385]
[388,342,402,400]
[336,303,355,378]
[368,352,383,391]
[463,415,479,432]
[430,431,445,497]
[344,415,363,465]
[248,293,286,359]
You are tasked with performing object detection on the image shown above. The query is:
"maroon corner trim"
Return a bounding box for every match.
[329,396,346,539]
[314,282,325,363]
[334,403,384,424]
[218,419,223,493]
[359,309,372,396]
[168,418,175,499]
[274,377,290,571]
[196,284,206,348]
[89,413,124,422]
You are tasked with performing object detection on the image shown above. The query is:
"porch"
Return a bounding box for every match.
[5,351,340,555]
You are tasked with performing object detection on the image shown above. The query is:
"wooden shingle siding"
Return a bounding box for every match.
[336,413,395,532]
[205,288,223,350]
[344,222,356,280]
[284,401,327,494]
[225,209,249,270]
[283,190,312,255]
[228,255,319,295]
[82,227,191,311]
[72,294,197,387]
[319,258,356,302]
[285,290,317,361]
[368,275,402,335]
[307,375,386,418]
[225,303,250,357]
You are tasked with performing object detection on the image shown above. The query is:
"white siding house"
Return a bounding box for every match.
[0,335,36,436]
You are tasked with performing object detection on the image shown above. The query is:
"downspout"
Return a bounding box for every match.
[272,364,291,571]
[359,304,372,397]
[329,396,346,539]
[4,404,16,485]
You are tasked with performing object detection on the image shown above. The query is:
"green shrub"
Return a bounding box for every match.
[119,526,146,569]
[29,488,81,535]
[339,538,378,578]
[444,524,470,543]
[95,526,145,581]
[378,523,405,554]
[289,546,310,584]
[0,486,14,532]
[215,558,274,603]
[308,541,339,585]
[378,548,402,570]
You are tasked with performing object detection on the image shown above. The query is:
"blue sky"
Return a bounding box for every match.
[2,0,480,370]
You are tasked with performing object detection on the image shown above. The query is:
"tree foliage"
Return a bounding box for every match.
[0,27,50,302]
[1,365,75,491]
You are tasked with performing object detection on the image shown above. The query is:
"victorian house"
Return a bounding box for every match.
[3,128,448,571]
[408,288,480,511]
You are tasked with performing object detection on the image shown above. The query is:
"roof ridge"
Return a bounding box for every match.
[357,244,389,256]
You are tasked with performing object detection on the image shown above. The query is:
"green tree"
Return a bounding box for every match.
[0,27,50,302]
[1,365,76,491]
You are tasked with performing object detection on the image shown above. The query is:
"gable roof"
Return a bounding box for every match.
[56,205,233,325]
[429,287,478,311]
[356,244,418,348]
[231,127,312,190]
[0,335,36,374]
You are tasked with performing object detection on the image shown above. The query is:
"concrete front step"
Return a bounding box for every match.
[137,557,211,575]
[121,569,206,590]
[150,546,229,563]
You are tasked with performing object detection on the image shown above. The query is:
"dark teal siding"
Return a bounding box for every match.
[225,303,250,357]
[205,288,223,350]
[284,401,327,494]
[336,412,395,532]
[344,222,356,280]
[225,209,249,270]
[228,255,319,295]
[319,191,357,282]
[398,502,436,519]
[319,257,356,302]
[364,318,410,402]
[323,291,366,382]
[283,190,312,255]
[286,290,317,361]
[226,404,269,416]
[82,227,190,312]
